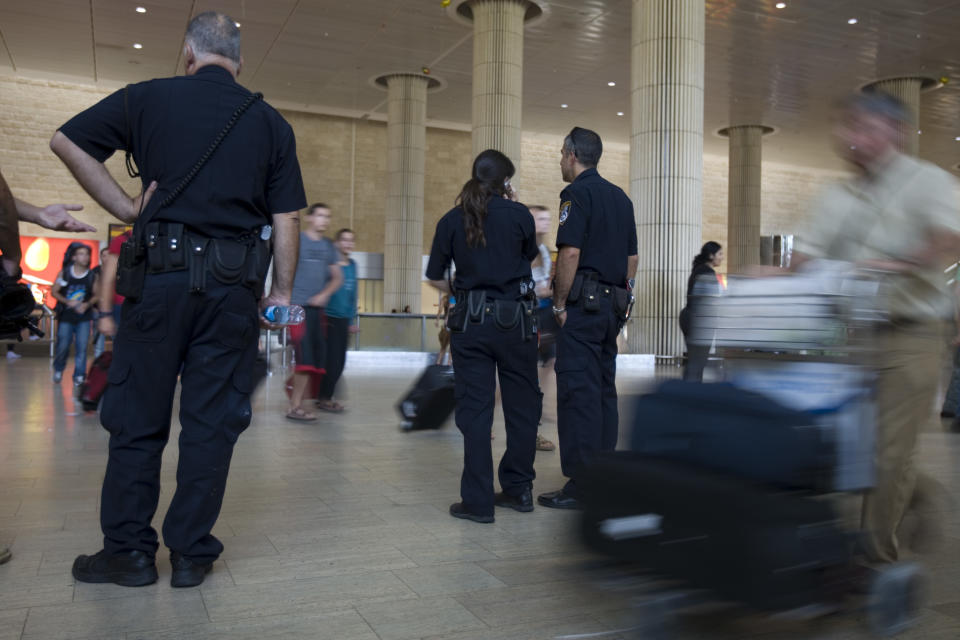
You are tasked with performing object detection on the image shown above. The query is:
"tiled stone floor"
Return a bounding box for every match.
[0,355,958,639]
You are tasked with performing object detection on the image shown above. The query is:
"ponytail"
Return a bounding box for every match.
[456,149,516,249]
[457,178,492,248]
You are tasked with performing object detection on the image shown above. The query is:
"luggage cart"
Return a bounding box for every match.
[576,265,923,638]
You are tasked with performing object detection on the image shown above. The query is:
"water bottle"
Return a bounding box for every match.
[262,305,305,325]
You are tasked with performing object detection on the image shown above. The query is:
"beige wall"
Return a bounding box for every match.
[0,74,845,276]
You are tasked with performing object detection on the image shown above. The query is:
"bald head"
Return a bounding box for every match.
[184,11,242,76]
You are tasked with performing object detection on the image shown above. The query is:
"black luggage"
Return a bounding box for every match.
[398,364,455,431]
[630,380,831,490]
[579,452,853,612]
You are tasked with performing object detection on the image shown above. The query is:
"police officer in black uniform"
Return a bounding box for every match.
[426,149,541,523]
[538,127,638,510]
[50,12,305,588]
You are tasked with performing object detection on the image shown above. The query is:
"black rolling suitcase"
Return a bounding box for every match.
[398,364,455,431]
[579,452,854,612]
[630,380,831,490]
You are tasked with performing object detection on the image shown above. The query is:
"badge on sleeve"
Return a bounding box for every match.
[559,201,571,225]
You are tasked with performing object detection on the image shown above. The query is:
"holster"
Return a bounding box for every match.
[187,235,209,294]
[612,286,634,330]
[492,299,521,331]
[572,271,601,313]
[116,237,146,302]
[446,300,467,333]
[467,290,487,325]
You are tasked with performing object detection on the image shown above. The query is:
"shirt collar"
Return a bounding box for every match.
[193,64,237,84]
[573,167,598,183]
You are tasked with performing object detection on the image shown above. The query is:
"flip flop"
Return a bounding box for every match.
[285,408,317,422]
[315,400,344,413]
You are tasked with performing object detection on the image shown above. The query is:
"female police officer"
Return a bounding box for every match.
[426,149,542,523]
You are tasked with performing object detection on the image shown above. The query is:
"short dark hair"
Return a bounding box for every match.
[563,127,602,167]
[185,12,241,66]
[847,90,912,124]
[336,228,354,240]
[307,203,329,215]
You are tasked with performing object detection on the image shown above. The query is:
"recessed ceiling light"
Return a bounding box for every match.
[133,43,143,49]
[561,104,568,108]
[234,22,241,28]
[135,6,146,13]
[847,17,858,24]
[617,111,624,116]
[607,81,616,87]
[955,136,960,141]
[918,130,923,135]
[775,2,786,8]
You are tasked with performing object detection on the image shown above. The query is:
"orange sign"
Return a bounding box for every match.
[19,236,100,307]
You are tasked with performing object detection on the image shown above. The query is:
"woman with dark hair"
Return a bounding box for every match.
[51,242,99,385]
[425,149,541,523]
[679,241,723,381]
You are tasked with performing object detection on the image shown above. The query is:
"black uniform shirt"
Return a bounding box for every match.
[555,168,637,286]
[58,65,306,238]
[426,198,538,300]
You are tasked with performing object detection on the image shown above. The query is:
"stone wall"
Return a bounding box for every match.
[0,74,845,267]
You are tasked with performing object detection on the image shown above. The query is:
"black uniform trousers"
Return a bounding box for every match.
[555,295,620,496]
[318,315,350,399]
[99,270,260,564]
[450,318,540,517]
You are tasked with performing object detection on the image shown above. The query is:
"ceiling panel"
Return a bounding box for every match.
[2,0,960,170]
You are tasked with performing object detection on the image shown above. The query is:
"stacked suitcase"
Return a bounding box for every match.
[579,264,922,637]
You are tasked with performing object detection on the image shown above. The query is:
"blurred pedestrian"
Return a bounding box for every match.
[796,91,960,563]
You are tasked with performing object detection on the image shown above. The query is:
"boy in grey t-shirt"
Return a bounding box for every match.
[286,203,343,422]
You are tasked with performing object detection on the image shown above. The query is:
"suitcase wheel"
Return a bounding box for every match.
[866,562,925,637]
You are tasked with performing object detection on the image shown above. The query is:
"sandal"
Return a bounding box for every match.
[536,434,556,451]
[285,407,317,422]
[315,400,345,413]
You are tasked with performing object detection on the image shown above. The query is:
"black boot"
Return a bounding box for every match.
[72,550,158,587]
[494,488,534,513]
[170,551,213,588]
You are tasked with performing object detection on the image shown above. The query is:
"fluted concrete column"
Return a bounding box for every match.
[471,0,526,165]
[630,0,705,356]
[721,125,770,273]
[863,77,923,156]
[383,74,429,314]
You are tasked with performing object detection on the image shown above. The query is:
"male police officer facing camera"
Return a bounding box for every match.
[538,127,638,510]
[50,11,305,588]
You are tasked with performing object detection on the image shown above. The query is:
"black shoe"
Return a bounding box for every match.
[494,488,534,513]
[72,550,158,587]
[537,490,580,510]
[449,502,494,524]
[170,551,213,588]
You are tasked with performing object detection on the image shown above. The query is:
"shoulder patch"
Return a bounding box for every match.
[559,201,571,225]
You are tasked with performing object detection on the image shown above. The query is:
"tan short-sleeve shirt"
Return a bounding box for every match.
[798,153,960,321]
